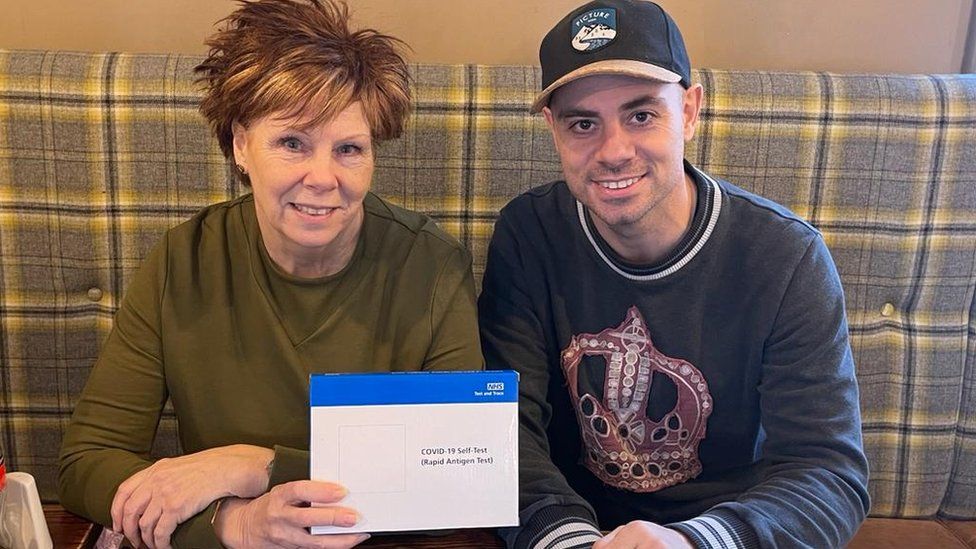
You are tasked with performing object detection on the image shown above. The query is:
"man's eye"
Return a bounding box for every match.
[633,112,652,123]
[572,120,594,132]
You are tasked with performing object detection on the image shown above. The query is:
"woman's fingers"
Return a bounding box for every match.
[265,528,368,549]
[307,532,371,549]
[276,479,348,506]
[111,467,148,531]
[291,505,360,529]
[212,482,369,548]
[152,509,180,549]
[235,481,364,547]
[120,487,152,547]
[138,500,162,549]
[109,446,276,548]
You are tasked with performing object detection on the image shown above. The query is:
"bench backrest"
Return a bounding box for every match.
[1,50,974,518]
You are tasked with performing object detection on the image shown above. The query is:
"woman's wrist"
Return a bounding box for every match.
[264,457,275,491]
[249,445,275,495]
[213,497,249,548]
[224,444,275,498]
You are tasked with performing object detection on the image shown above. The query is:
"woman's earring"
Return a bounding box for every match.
[236,164,248,175]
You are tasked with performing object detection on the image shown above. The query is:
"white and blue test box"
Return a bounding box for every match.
[309,370,519,534]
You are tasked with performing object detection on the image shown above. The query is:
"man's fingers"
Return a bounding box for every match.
[594,525,625,548]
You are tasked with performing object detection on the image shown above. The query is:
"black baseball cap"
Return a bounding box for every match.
[532,0,691,113]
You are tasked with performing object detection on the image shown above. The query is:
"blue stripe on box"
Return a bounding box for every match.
[310,370,519,406]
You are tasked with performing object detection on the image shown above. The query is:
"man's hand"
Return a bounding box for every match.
[110,444,274,549]
[593,521,695,549]
[214,480,369,549]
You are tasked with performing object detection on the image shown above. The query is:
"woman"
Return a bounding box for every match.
[57,1,483,548]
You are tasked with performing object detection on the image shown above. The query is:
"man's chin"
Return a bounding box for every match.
[588,208,645,232]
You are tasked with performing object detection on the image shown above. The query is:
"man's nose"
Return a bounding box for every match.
[594,122,635,169]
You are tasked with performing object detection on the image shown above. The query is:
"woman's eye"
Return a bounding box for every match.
[280,137,303,151]
[337,144,363,155]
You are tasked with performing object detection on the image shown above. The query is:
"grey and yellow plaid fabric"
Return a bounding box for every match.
[0,50,974,520]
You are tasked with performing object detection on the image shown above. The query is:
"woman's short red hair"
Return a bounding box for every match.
[196,0,411,171]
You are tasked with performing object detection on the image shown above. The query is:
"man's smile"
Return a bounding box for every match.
[594,175,642,190]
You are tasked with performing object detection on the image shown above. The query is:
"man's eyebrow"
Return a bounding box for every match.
[556,108,599,120]
[555,95,665,120]
[620,95,664,112]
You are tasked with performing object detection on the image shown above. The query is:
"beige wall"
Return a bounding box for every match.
[1,0,971,73]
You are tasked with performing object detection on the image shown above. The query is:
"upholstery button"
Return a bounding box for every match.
[880,302,895,317]
[87,287,103,302]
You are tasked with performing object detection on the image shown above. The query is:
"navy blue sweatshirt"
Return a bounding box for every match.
[479,164,870,549]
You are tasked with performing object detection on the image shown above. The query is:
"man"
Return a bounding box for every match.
[478,1,870,547]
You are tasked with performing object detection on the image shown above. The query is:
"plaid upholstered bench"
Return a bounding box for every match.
[0,49,974,547]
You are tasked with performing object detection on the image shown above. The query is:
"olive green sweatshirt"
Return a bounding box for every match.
[58,193,483,547]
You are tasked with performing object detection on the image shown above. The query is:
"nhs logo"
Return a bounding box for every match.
[487,382,505,391]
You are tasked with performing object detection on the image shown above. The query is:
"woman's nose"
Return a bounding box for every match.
[304,154,339,190]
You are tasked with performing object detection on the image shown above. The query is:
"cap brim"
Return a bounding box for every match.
[530,59,682,114]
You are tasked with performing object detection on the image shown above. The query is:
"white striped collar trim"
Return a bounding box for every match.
[576,167,723,281]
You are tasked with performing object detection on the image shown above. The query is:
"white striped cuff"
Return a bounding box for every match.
[532,521,603,549]
[674,515,741,548]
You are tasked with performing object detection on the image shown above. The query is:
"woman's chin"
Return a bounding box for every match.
[287,233,343,253]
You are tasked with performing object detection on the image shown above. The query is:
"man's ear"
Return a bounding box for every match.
[542,106,556,131]
[682,83,704,142]
[542,106,559,145]
[231,121,248,170]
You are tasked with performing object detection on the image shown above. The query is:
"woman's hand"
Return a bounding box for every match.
[214,480,369,549]
[110,444,274,549]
